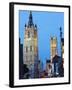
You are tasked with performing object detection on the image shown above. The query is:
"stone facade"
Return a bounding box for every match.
[23,11,38,78]
[50,37,57,62]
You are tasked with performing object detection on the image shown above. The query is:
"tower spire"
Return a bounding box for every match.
[59,27,62,58]
[28,11,34,27]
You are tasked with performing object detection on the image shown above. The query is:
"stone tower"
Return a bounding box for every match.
[23,11,38,78]
[50,37,57,62]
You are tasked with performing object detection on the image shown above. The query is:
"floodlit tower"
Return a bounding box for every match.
[23,11,38,78]
[50,37,57,62]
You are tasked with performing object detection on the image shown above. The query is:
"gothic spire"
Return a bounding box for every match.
[60,27,62,38]
[28,11,34,27]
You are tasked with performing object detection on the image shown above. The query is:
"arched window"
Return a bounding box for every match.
[26,46,28,52]
[28,31,30,38]
[30,46,32,51]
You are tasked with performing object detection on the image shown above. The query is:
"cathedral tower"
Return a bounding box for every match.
[50,37,57,62]
[23,11,38,78]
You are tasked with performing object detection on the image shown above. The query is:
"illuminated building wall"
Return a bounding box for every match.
[50,37,57,62]
[23,11,38,78]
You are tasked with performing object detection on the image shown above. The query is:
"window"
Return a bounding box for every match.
[30,55,32,61]
[30,46,32,51]
[28,31,30,38]
[26,46,28,52]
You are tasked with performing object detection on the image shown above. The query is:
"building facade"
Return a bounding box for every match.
[50,37,57,62]
[23,11,39,78]
[46,60,52,77]
[50,37,57,76]
[38,60,43,78]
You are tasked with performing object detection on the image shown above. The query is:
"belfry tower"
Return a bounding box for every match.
[23,11,38,78]
[50,37,57,62]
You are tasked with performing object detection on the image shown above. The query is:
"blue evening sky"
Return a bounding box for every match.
[19,10,64,69]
